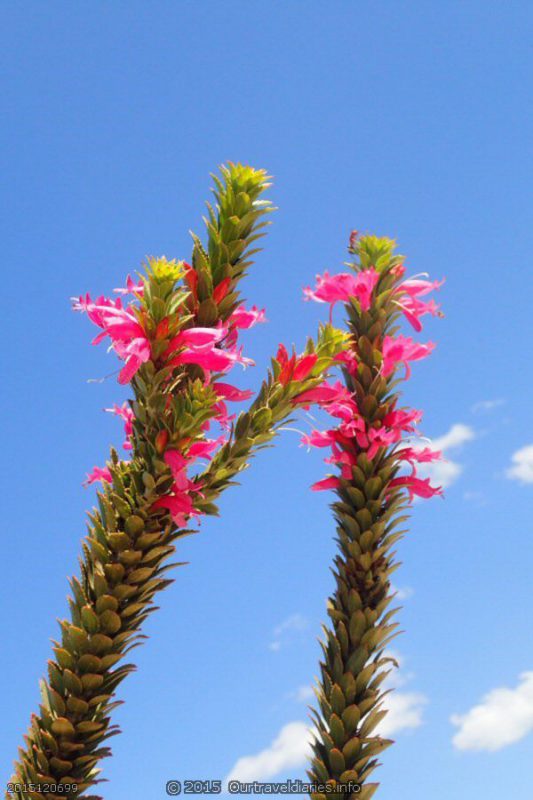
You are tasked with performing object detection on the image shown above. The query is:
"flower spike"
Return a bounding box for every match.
[303,232,444,795]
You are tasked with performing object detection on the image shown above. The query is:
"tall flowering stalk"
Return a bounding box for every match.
[301,233,443,799]
[7,164,345,800]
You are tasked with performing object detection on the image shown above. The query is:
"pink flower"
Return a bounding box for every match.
[152,493,197,527]
[229,305,266,329]
[382,406,423,433]
[294,380,352,408]
[187,438,224,459]
[365,427,402,460]
[105,403,135,450]
[388,472,443,501]
[396,446,442,464]
[394,277,444,331]
[395,297,440,332]
[301,430,338,449]
[171,344,253,375]
[115,337,151,384]
[114,275,145,297]
[294,381,360,423]
[382,335,435,378]
[324,444,357,477]
[164,449,189,480]
[335,349,359,375]
[311,475,342,492]
[90,306,146,346]
[74,293,151,383]
[352,268,381,311]
[164,326,228,358]
[213,401,235,430]
[213,382,254,402]
[83,466,112,486]
[400,278,444,298]
[304,268,380,315]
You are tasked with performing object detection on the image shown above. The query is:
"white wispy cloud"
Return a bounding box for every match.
[269,614,309,652]
[390,583,414,601]
[288,685,314,703]
[375,650,427,736]
[430,423,476,452]
[463,490,487,505]
[225,722,313,782]
[416,423,475,490]
[506,444,533,485]
[451,672,533,751]
[471,398,505,414]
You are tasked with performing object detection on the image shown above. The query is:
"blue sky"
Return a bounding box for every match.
[1,2,532,799]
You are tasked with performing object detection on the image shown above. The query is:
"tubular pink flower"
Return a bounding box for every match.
[212,401,235,430]
[388,472,443,501]
[335,349,359,375]
[394,296,442,332]
[294,380,354,409]
[381,335,435,378]
[352,268,381,311]
[187,437,225,460]
[116,337,151,384]
[396,446,442,463]
[105,403,135,450]
[113,275,145,297]
[91,306,146,345]
[74,292,152,383]
[164,449,190,478]
[170,344,253,374]
[212,382,254,402]
[164,326,228,358]
[83,466,112,487]
[304,268,380,315]
[229,305,266,329]
[295,382,362,428]
[152,493,198,528]
[393,277,444,330]
[301,430,339,449]
[382,406,423,432]
[311,475,342,492]
[399,277,444,298]
[366,427,402,460]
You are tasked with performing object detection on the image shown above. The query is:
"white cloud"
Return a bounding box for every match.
[430,423,476,452]
[225,722,313,782]
[506,444,533,484]
[390,584,414,601]
[451,672,533,752]
[375,650,427,736]
[269,614,308,652]
[288,685,314,703]
[419,459,462,490]
[378,690,427,736]
[415,423,475,490]
[471,399,505,414]
[463,490,487,505]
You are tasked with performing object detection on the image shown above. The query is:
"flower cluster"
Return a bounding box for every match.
[74,257,267,526]
[299,247,444,502]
